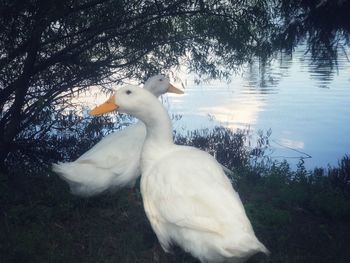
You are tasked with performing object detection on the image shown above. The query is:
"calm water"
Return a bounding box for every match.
[166,45,350,169]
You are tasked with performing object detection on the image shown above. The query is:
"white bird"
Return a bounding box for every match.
[52,75,183,197]
[90,86,269,263]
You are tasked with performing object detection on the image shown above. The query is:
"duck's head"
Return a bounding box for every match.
[144,74,184,97]
[90,85,165,119]
[90,76,183,117]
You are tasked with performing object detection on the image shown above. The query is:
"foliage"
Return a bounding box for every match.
[275,0,350,66]
[2,0,350,169]
[175,127,272,177]
[175,127,250,170]
[0,0,276,168]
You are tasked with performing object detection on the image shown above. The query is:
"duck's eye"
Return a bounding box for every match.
[158,78,163,82]
[126,90,132,95]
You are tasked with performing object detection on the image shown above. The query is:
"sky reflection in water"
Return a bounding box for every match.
[167,45,350,169]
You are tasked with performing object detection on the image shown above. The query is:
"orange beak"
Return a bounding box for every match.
[89,95,118,116]
[167,83,184,94]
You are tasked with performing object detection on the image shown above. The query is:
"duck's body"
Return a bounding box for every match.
[142,146,266,263]
[53,122,146,196]
[53,75,183,197]
[92,86,269,262]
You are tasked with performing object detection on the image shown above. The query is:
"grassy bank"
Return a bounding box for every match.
[1,127,350,263]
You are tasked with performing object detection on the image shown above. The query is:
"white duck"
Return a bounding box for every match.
[53,75,183,197]
[90,86,269,263]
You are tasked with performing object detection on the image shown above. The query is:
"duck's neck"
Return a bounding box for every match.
[139,101,174,169]
[143,102,173,147]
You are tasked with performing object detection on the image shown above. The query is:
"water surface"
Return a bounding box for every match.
[167,45,350,169]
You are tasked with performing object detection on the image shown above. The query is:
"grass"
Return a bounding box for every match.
[1,127,350,263]
[0,173,198,263]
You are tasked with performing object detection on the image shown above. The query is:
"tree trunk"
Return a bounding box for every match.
[0,17,45,171]
[0,146,9,173]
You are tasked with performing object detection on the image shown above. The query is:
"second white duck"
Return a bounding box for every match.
[53,75,183,196]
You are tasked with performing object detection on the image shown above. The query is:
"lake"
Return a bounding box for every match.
[165,45,350,169]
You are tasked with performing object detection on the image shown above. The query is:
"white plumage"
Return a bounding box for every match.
[52,75,183,196]
[91,85,269,262]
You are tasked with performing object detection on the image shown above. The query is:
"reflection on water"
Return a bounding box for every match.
[167,45,350,169]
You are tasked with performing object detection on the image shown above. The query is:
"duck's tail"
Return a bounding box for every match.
[52,161,109,197]
[223,235,270,263]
